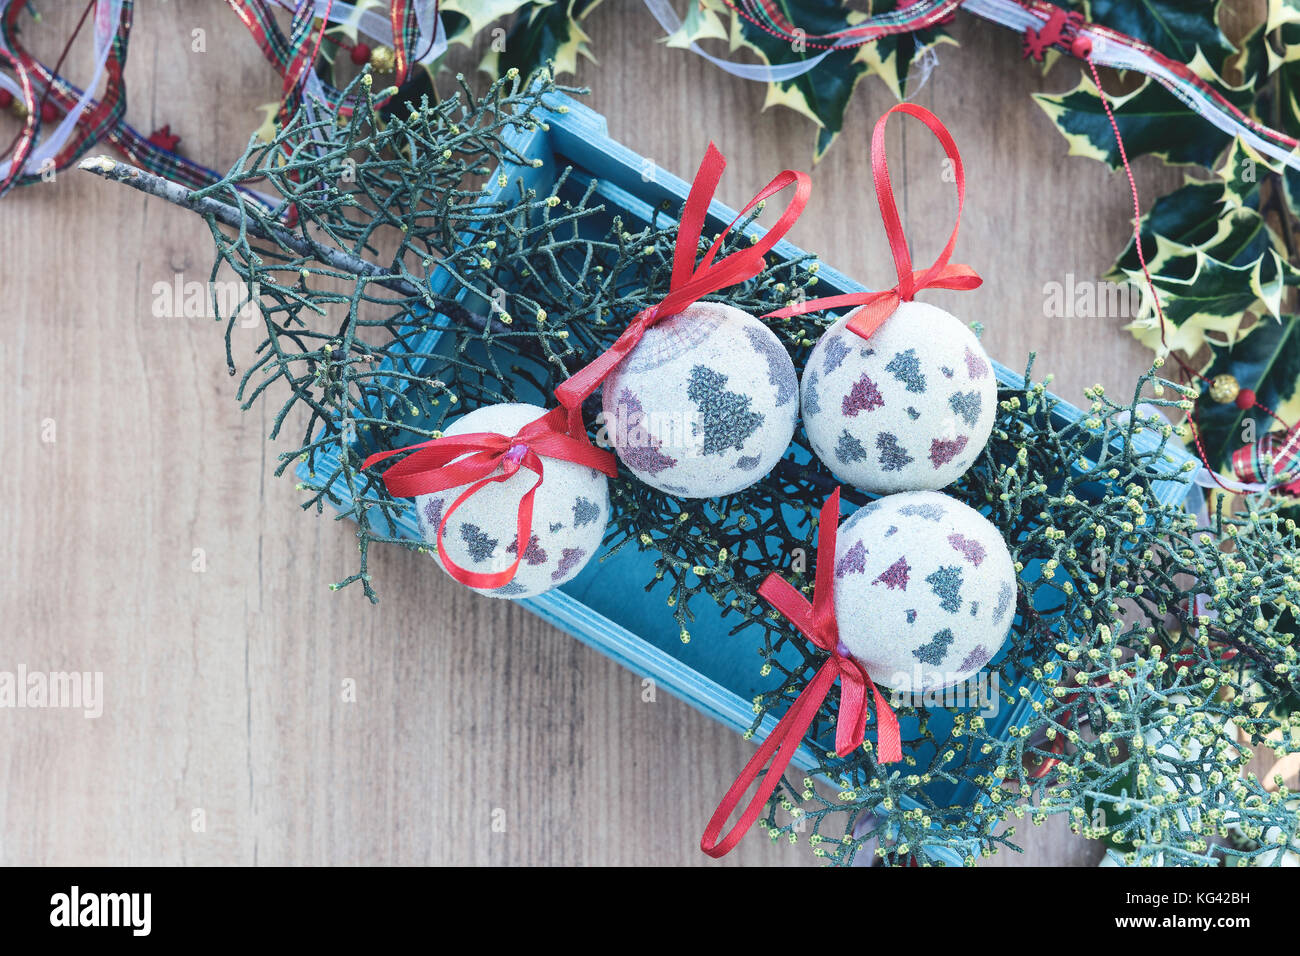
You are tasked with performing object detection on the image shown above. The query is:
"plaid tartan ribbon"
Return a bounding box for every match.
[1,0,258,197]
[1232,425,1300,495]
[1,1,440,199]
[229,0,435,115]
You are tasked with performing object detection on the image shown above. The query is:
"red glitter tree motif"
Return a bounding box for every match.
[929,435,969,469]
[964,346,989,379]
[836,540,867,577]
[873,556,910,590]
[507,533,548,565]
[841,373,884,416]
[947,533,986,566]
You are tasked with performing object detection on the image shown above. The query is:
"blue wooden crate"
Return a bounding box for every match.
[296,91,1196,863]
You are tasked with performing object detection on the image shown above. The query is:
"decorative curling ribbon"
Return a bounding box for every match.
[764,103,981,341]
[1231,424,1300,497]
[361,406,617,589]
[700,487,901,858]
[553,143,811,437]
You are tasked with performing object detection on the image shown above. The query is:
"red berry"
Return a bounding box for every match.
[40,100,58,123]
[350,43,371,66]
[0,89,12,109]
[1235,388,1256,410]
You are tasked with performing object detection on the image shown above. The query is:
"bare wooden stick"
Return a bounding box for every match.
[77,155,499,333]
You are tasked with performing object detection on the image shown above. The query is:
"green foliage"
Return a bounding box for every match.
[1085,0,1237,77]
[432,0,952,161]
[1038,1,1300,480]
[1197,315,1300,466]
[178,72,1300,867]
[1033,71,1246,170]
[433,1,1300,478]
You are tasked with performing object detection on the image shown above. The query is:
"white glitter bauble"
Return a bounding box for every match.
[601,301,798,497]
[801,302,997,493]
[832,491,1015,693]
[414,402,609,599]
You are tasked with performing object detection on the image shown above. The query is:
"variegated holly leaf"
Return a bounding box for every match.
[481,0,603,80]
[1121,248,1296,355]
[728,0,952,160]
[727,0,873,160]
[1194,314,1300,470]
[1269,0,1300,33]
[665,0,730,49]
[851,0,957,102]
[1034,61,1250,170]
[1085,0,1236,79]
[1216,138,1276,206]
[440,0,536,46]
[1109,145,1282,282]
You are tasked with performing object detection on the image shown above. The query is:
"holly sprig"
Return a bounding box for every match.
[1034,0,1300,483]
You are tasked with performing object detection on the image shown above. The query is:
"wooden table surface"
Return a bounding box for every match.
[0,2,1184,866]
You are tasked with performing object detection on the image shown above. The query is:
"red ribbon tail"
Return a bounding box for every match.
[835,671,868,757]
[869,677,902,764]
[700,662,838,858]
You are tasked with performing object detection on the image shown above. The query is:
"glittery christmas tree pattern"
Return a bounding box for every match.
[460,523,499,564]
[422,498,444,533]
[572,496,601,528]
[947,533,987,566]
[964,346,989,379]
[929,435,970,469]
[507,533,548,565]
[613,388,678,474]
[876,432,914,472]
[926,565,964,613]
[899,502,945,521]
[994,580,1014,622]
[687,366,765,456]
[836,430,868,464]
[551,547,587,581]
[948,390,982,428]
[885,348,926,393]
[744,326,797,406]
[873,556,911,590]
[803,371,822,415]
[912,628,954,666]
[959,644,989,672]
[836,540,868,577]
[842,373,884,415]
[822,335,851,374]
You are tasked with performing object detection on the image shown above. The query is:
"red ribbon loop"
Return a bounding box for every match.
[764,103,981,340]
[700,488,902,859]
[361,406,618,589]
[554,144,811,435]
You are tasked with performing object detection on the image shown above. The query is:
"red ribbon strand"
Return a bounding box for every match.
[700,487,901,858]
[361,406,617,589]
[554,143,811,436]
[765,103,981,339]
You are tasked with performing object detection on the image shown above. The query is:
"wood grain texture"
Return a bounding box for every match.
[0,2,1188,866]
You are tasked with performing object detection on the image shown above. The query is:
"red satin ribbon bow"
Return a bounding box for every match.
[361,406,618,589]
[765,103,981,340]
[554,143,811,435]
[700,487,902,859]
